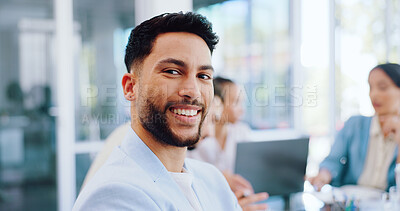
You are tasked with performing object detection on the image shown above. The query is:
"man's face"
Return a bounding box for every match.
[134,32,214,147]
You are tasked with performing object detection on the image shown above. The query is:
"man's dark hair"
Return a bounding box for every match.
[124,12,219,73]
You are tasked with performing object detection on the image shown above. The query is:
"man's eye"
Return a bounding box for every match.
[198,74,212,80]
[165,69,179,75]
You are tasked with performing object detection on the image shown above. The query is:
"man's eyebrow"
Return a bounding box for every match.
[157,58,214,72]
[157,58,186,68]
[199,65,214,72]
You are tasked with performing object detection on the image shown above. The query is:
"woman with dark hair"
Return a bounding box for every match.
[309,63,400,191]
[188,77,255,193]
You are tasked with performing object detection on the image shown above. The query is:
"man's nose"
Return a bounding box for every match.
[178,77,201,100]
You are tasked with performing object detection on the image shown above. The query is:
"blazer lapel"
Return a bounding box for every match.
[155,174,194,210]
[191,176,211,211]
[184,162,213,211]
[360,117,373,164]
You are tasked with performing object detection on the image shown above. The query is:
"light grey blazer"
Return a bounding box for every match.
[73,129,241,211]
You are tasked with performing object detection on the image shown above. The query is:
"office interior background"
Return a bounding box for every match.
[0,0,400,210]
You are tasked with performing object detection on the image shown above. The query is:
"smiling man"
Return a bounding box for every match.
[73,12,267,211]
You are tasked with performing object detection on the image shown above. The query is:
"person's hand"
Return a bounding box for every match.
[307,169,332,191]
[380,114,400,163]
[223,171,254,193]
[379,114,400,144]
[235,190,268,211]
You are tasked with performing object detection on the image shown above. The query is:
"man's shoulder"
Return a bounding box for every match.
[73,180,162,210]
[88,146,157,188]
[74,148,167,210]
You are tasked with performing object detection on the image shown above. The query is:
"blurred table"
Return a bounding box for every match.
[262,182,397,210]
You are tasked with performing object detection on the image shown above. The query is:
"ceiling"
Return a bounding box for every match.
[0,0,229,30]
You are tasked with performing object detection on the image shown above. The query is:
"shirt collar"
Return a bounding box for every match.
[370,115,395,142]
[120,129,169,182]
[120,128,193,182]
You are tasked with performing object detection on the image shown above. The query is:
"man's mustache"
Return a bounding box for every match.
[164,98,205,113]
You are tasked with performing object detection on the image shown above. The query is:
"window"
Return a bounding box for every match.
[336,0,400,124]
[196,0,293,130]
[72,0,134,192]
[0,1,57,210]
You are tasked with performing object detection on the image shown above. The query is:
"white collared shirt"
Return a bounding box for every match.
[358,116,397,190]
[169,168,203,211]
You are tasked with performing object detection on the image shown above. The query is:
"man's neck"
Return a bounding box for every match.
[132,122,186,173]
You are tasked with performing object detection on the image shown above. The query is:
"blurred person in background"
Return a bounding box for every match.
[187,94,223,145]
[309,63,400,191]
[188,77,257,196]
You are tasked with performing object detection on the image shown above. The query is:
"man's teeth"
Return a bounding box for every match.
[173,109,198,116]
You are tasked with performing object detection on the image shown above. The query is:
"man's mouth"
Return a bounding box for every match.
[170,108,200,117]
[166,102,204,124]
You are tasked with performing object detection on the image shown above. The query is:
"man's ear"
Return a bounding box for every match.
[122,72,137,101]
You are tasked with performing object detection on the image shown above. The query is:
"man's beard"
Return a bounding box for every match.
[138,97,206,147]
